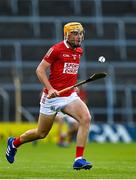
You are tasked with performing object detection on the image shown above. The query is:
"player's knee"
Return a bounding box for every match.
[36,131,46,139]
[81,114,91,127]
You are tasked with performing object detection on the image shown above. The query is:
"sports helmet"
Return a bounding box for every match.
[64,22,84,38]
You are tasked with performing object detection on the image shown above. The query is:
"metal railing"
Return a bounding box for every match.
[0,88,9,121]
[0,16,136,63]
[0,0,136,123]
[0,62,136,124]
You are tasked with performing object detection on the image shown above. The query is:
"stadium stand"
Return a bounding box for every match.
[0,0,136,125]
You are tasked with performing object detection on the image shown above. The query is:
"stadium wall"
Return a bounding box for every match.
[0,122,68,143]
[0,123,136,143]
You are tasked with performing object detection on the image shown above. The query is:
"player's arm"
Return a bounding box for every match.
[36,60,59,97]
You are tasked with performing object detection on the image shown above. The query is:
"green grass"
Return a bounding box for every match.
[0,140,136,179]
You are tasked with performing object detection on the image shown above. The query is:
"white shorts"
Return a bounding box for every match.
[40,92,80,115]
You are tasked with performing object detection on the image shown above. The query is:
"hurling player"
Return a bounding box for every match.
[6,22,93,170]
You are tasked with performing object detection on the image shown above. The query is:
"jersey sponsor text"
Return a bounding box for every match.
[63,63,79,74]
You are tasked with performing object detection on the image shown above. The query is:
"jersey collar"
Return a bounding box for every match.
[64,40,70,48]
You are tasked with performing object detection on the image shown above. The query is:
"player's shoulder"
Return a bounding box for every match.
[44,41,64,58]
[53,41,65,49]
[47,41,63,55]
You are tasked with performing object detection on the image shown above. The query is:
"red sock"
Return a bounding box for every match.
[76,146,84,158]
[13,137,22,148]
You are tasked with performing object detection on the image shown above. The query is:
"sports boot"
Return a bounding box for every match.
[6,137,17,163]
[73,158,93,170]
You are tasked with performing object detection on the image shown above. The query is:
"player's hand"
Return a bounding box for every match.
[74,87,79,93]
[47,88,60,99]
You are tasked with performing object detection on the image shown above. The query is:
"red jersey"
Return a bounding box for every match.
[43,40,83,96]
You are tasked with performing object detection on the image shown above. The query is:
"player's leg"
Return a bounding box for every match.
[55,113,77,147]
[6,113,55,163]
[55,113,67,146]
[63,99,91,147]
[62,98,93,170]
[64,115,78,144]
[67,121,78,144]
[19,113,55,143]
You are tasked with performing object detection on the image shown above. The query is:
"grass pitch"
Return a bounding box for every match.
[0,140,136,179]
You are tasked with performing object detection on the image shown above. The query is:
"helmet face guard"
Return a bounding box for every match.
[64,22,84,48]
